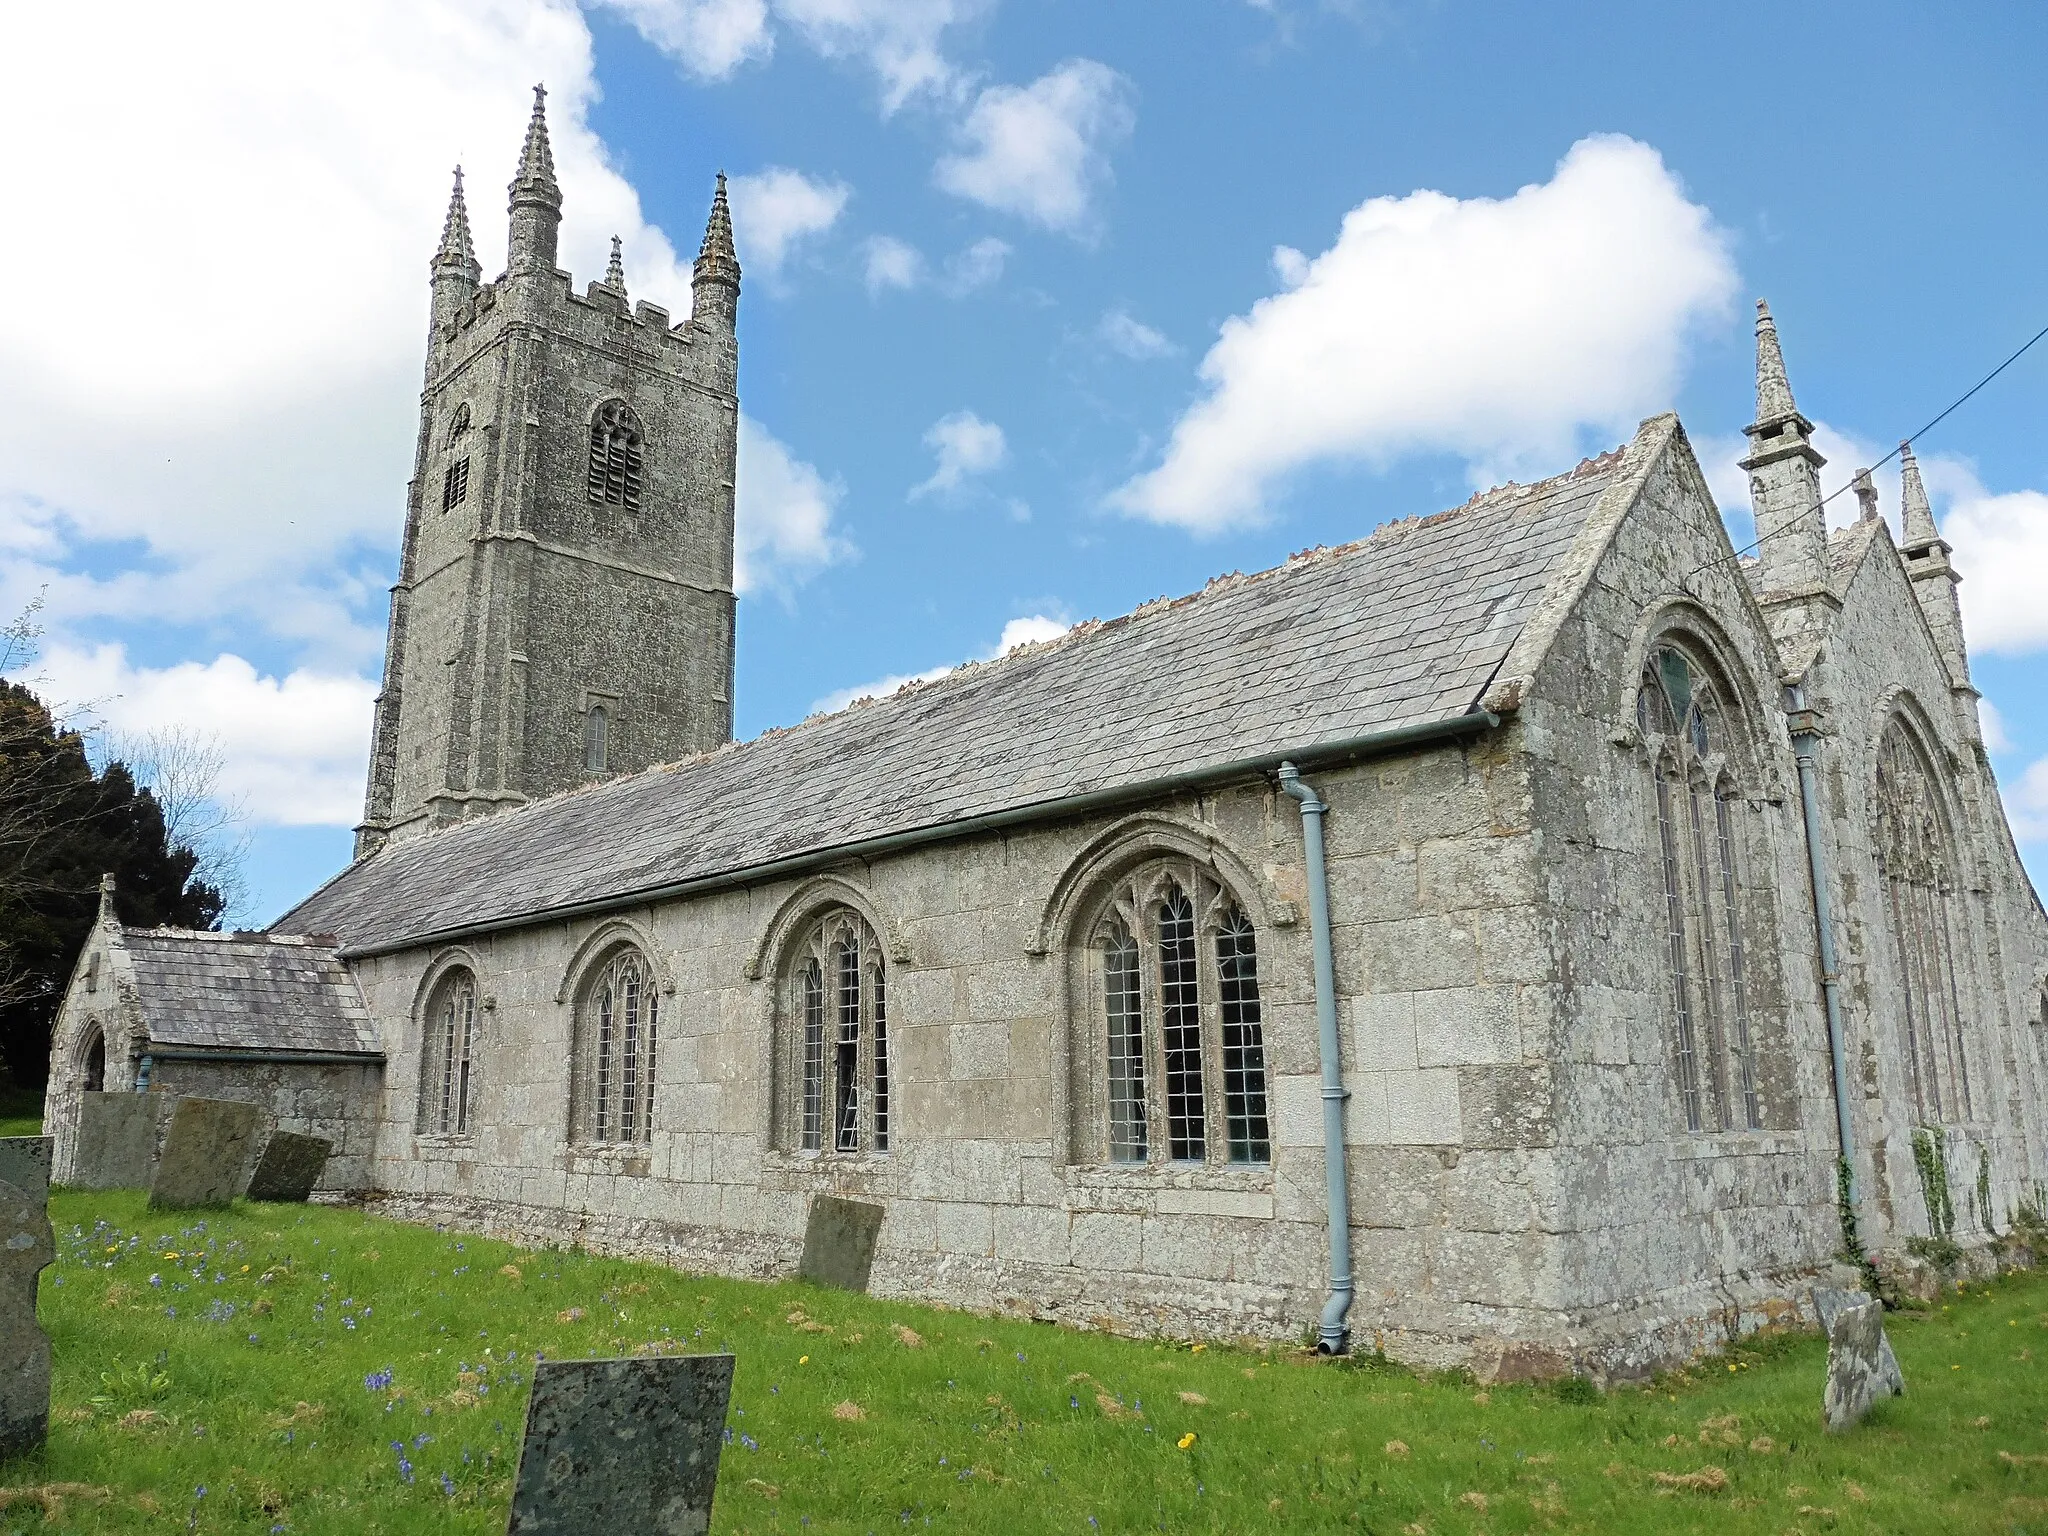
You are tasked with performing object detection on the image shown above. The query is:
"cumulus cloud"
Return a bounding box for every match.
[810,613,1069,714]
[726,167,850,277]
[736,415,854,595]
[911,411,1008,498]
[934,59,1135,233]
[943,236,1010,294]
[37,644,377,829]
[1099,308,1176,360]
[591,0,772,78]
[863,235,924,294]
[1112,135,1738,533]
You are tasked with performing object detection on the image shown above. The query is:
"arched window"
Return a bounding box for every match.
[81,1026,106,1094]
[416,969,477,1136]
[1875,719,1973,1124]
[587,400,644,511]
[573,947,658,1145]
[583,704,610,773]
[1083,864,1270,1166]
[442,404,472,511]
[1637,643,1761,1134]
[786,908,889,1155]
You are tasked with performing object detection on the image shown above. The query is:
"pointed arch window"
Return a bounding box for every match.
[80,1025,107,1095]
[1637,644,1761,1133]
[587,400,644,512]
[416,969,477,1137]
[442,403,472,512]
[1875,719,1973,1124]
[573,948,657,1145]
[1082,864,1271,1166]
[785,908,889,1155]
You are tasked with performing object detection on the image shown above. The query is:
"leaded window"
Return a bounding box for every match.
[587,400,644,511]
[417,969,477,1136]
[1637,644,1761,1133]
[1875,720,1973,1123]
[584,704,610,773]
[1084,865,1271,1166]
[574,948,657,1145]
[788,909,889,1155]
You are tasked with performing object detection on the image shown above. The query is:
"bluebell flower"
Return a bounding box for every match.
[441,1472,456,1497]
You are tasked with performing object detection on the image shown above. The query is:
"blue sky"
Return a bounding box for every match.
[3,1,2046,924]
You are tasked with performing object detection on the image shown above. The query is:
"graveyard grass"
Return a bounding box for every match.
[4,1193,2047,1534]
[0,1086,41,1140]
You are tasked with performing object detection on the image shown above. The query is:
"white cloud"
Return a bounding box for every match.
[862,235,924,294]
[1980,698,2013,757]
[1099,308,1176,360]
[1112,135,1738,533]
[38,644,377,829]
[1932,468,2048,657]
[934,59,1135,233]
[943,236,1010,294]
[736,415,854,595]
[2002,755,2048,848]
[591,0,772,78]
[726,167,850,277]
[911,411,1007,498]
[810,613,1069,714]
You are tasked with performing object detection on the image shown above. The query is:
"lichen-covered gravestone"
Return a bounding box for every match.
[75,1092,172,1190]
[506,1354,735,1534]
[1821,1295,1904,1432]
[1,1173,55,1459]
[148,1097,267,1210]
[1814,1286,1902,1399]
[246,1131,332,1203]
[0,1136,51,1205]
[798,1195,884,1293]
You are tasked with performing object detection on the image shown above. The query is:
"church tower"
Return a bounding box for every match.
[357,88,741,856]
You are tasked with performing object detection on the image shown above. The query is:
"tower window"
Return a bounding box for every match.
[583,704,610,773]
[442,456,470,511]
[587,400,644,512]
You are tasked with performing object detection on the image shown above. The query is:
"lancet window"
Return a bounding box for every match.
[1875,719,1973,1124]
[442,403,471,512]
[417,968,477,1136]
[1085,864,1270,1167]
[789,908,889,1155]
[573,947,657,1145]
[1636,643,1762,1134]
[587,400,644,512]
[583,703,610,773]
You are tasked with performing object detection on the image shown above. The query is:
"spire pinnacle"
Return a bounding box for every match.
[1753,298,1799,423]
[512,83,558,198]
[604,235,626,292]
[434,166,479,276]
[694,171,740,289]
[1899,439,1940,548]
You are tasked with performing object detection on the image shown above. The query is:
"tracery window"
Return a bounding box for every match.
[587,400,644,512]
[788,908,889,1155]
[1875,719,1973,1123]
[1084,864,1270,1166]
[1637,643,1762,1134]
[573,948,658,1145]
[416,969,477,1136]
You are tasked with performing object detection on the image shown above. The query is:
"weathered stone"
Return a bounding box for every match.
[148,1097,267,1210]
[0,1137,51,1205]
[1813,1286,1902,1396]
[506,1354,734,1534]
[798,1195,884,1293]
[246,1131,333,1203]
[74,1092,170,1190]
[0,1177,54,1460]
[1822,1298,1903,1433]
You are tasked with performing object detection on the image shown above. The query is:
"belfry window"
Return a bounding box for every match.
[573,947,658,1145]
[416,968,477,1136]
[788,908,889,1155]
[1637,643,1762,1134]
[587,400,644,512]
[442,456,469,511]
[1085,864,1270,1167]
[1875,719,1973,1124]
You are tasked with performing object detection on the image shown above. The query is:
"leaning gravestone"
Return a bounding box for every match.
[0,1175,55,1460]
[1822,1296,1904,1433]
[1814,1286,1903,1398]
[148,1097,266,1210]
[246,1131,332,1203]
[506,1354,735,1535]
[0,1135,51,1205]
[798,1194,884,1293]
[75,1091,172,1190]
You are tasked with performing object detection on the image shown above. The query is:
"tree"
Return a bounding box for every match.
[96,726,252,925]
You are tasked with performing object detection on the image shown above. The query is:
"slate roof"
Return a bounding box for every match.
[123,929,382,1057]
[280,448,1626,955]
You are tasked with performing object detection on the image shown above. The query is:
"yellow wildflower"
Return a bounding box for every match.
[1177,1432,1197,1450]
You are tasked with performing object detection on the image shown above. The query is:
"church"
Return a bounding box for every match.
[42,89,2048,1378]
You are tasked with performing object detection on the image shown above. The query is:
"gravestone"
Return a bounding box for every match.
[1813,1286,1903,1397]
[74,1092,171,1190]
[506,1354,734,1534]
[147,1097,266,1210]
[0,1176,54,1459]
[0,1135,51,1204]
[246,1131,332,1203]
[798,1195,884,1293]
[1822,1297,1903,1432]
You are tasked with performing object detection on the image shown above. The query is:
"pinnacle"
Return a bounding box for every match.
[1899,439,1940,548]
[1752,297,1799,424]
[434,165,478,273]
[510,82,560,201]
[693,171,740,287]
[604,235,627,292]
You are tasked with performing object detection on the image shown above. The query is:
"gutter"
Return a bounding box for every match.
[139,1047,385,1072]
[340,708,1502,959]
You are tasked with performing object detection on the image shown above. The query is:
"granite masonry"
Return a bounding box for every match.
[41,93,2048,1378]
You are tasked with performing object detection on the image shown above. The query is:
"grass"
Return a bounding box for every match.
[0,1084,41,1139]
[2,1192,2046,1533]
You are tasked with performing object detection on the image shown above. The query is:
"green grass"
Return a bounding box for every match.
[3,1192,2047,1533]
[0,1084,42,1139]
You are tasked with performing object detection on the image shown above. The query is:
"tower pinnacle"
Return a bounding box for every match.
[1899,440,1941,550]
[604,235,626,293]
[1753,299,1800,424]
[434,167,479,278]
[1738,298,1829,599]
[507,83,563,274]
[512,84,558,196]
[691,172,741,333]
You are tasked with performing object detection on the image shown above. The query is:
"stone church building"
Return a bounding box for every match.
[43,90,2048,1376]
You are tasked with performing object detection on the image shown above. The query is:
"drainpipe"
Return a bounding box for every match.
[1278,761,1352,1354]
[1786,690,1859,1219]
[135,1054,153,1092]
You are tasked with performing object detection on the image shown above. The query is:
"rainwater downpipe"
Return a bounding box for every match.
[1787,689,1859,1220]
[1278,761,1352,1354]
